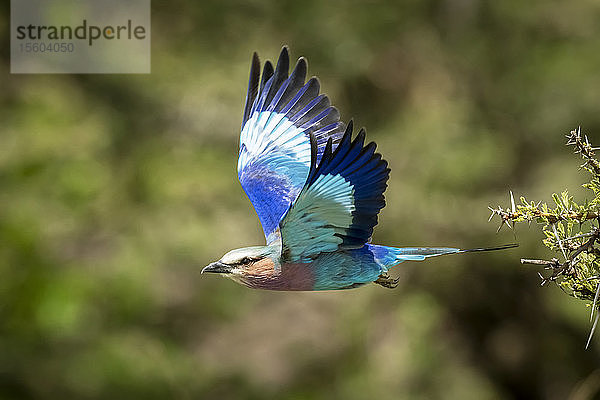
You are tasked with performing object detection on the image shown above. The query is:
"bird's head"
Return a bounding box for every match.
[202,246,274,277]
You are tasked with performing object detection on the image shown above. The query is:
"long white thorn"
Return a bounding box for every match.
[510,190,516,213]
[586,311,599,350]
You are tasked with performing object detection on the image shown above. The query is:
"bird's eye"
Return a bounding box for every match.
[240,257,252,264]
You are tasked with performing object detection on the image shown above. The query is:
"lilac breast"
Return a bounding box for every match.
[240,261,316,291]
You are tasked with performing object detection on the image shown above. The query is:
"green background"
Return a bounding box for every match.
[2,1,600,399]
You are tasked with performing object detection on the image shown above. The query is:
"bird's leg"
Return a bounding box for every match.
[374,273,400,289]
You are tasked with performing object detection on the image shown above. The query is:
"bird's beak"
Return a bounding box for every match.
[201,261,231,274]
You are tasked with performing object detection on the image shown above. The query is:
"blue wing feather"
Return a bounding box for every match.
[238,47,346,242]
[280,121,390,262]
[309,122,389,248]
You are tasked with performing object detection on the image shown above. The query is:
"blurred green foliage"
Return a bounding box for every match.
[2,0,600,399]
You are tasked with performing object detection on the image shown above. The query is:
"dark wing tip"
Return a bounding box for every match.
[274,46,290,78]
[292,57,308,82]
[308,76,321,93]
[345,119,354,136]
[279,45,290,60]
[297,56,308,69]
[325,137,334,157]
[260,60,274,92]
[339,120,354,148]
[251,52,260,77]
[356,128,367,145]
[242,52,262,127]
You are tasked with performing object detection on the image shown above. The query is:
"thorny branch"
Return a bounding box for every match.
[489,127,600,348]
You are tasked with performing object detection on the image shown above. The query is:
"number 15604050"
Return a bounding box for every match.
[19,42,75,53]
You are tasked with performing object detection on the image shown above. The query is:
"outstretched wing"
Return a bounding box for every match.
[279,121,390,263]
[238,47,346,243]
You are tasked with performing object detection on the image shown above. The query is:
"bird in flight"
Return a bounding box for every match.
[202,47,516,290]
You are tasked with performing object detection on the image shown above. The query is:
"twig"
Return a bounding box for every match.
[586,312,599,350]
[520,258,560,266]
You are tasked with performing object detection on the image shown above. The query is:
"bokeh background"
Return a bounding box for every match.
[2,1,600,399]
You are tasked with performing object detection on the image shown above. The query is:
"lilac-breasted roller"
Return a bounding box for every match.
[202,47,516,290]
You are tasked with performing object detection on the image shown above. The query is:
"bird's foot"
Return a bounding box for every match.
[374,273,400,289]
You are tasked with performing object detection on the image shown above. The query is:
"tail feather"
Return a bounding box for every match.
[457,243,519,253]
[368,243,518,270]
[391,247,462,261]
